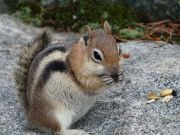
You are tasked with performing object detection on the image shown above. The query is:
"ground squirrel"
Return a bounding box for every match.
[14,21,124,135]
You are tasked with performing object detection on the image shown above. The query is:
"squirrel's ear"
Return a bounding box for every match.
[104,21,111,34]
[82,25,91,46]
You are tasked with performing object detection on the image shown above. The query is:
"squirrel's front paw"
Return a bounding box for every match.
[101,75,114,85]
[118,71,124,82]
[101,71,124,85]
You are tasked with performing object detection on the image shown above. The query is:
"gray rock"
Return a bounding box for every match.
[125,0,180,22]
[0,0,9,13]
[0,15,180,135]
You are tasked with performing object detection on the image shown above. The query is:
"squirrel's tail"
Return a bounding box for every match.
[14,31,51,110]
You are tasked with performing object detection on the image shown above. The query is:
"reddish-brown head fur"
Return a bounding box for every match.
[87,29,120,74]
[67,21,123,91]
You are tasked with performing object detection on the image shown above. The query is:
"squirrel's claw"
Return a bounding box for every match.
[101,71,124,85]
[118,72,124,82]
[101,75,114,85]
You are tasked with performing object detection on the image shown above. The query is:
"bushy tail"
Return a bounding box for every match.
[14,31,51,109]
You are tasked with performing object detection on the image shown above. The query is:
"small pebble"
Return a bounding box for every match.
[161,95,173,103]
[146,99,156,104]
[147,92,160,100]
[160,88,173,97]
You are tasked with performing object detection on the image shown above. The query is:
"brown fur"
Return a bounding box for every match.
[67,43,103,92]
[67,28,121,93]
[88,30,120,73]
[14,21,122,134]
[28,92,61,132]
[14,31,50,110]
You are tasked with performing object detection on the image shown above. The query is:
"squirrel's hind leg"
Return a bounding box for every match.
[53,109,92,135]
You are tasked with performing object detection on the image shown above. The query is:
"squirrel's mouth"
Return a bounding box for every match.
[110,74,119,83]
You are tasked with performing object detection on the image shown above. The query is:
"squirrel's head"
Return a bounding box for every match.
[76,21,122,83]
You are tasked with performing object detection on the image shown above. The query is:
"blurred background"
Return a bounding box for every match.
[0,0,180,43]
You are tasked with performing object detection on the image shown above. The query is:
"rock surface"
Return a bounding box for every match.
[125,0,180,22]
[0,14,180,135]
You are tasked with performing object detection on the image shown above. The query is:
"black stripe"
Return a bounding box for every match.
[41,45,66,57]
[38,60,69,87]
[31,45,67,74]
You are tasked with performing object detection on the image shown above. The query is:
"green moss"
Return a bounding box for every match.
[11,0,139,34]
[119,27,145,39]
[13,1,43,26]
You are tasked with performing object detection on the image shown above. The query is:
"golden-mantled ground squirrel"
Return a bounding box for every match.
[14,21,124,135]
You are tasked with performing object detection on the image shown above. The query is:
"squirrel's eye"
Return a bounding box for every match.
[94,51,102,61]
[92,49,103,62]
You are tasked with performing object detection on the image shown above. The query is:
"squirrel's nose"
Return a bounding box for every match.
[110,74,119,83]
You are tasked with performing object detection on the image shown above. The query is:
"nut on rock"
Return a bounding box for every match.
[161,95,173,103]
[147,92,160,100]
[160,88,177,97]
[146,99,156,104]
